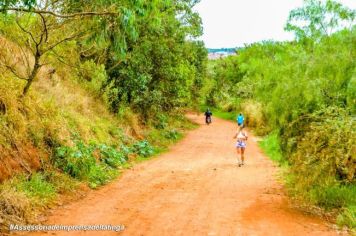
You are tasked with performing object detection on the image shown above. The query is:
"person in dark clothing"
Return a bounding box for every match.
[205,108,212,124]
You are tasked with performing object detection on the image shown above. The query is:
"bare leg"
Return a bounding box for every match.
[236,148,242,166]
[241,148,245,164]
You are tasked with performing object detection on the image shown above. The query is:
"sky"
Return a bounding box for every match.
[193,0,356,48]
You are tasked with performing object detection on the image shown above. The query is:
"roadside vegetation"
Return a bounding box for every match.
[204,0,355,229]
[0,0,355,233]
[0,0,205,233]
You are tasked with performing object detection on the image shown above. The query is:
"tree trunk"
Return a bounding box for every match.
[22,54,41,96]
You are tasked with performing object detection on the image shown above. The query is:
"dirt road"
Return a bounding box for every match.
[26,114,338,236]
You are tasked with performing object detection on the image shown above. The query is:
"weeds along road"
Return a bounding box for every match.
[26,114,338,236]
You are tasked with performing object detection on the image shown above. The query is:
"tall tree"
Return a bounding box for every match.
[0,0,134,96]
[285,0,355,40]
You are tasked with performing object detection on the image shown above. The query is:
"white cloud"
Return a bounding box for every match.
[194,0,356,48]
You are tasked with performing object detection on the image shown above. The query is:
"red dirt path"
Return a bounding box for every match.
[25,114,339,236]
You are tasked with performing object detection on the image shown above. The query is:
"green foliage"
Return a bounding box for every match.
[102,0,207,117]
[77,60,107,96]
[154,113,169,129]
[259,131,287,166]
[53,138,155,187]
[208,108,236,121]
[0,170,79,232]
[0,0,36,9]
[282,107,355,185]
[132,140,154,157]
[96,144,127,168]
[164,129,180,140]
[206,1,356,226]
[285,0,355,40]
[53,140,128,188]
[54,141,97,180]
[337,205,356,229]
[309,185,356,209]
[146,114,194,150]
[16,173,56,204]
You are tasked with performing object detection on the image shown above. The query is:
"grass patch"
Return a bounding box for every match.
[310,185,356,210]
[200,106,236,121]
[258,131,287,166]
[211,109,236,121]
[16,173,56,205]
[337,205,356,229]
[0,170,78,233]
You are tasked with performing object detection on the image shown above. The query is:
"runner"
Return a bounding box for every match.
[233,126,248,167]
[237,113,244,127]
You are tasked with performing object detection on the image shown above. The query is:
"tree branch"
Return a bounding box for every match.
[5,8,119,19]
[18,45,32,77]
[107,59,123,73]
[2,63,29,81]
[42,33,83,53]
[15,18,39,46]
[38,13,48,45]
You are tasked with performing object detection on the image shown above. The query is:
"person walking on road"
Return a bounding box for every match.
[237,113,244,128]
[233,126,248,167]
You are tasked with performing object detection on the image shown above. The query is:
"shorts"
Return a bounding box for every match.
[236,141,246,148]
[238,122,244,127]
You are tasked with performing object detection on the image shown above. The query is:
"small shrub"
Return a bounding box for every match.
[43,171,79,194]
[154,113,168,129]
[87,164,117,189]
[96,144,128,168]
[337,206,356,229]
[16,173,56,204]
[309,185,356,209]
[54,141,96,180]
[164,129,180,140]
[259,131,287,166]
[132,140,154,157]
[53,140,126,188]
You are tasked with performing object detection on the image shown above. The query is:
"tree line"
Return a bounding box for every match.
[0,0,207,118]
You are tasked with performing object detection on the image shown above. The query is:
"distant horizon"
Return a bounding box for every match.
[194,0,356,48]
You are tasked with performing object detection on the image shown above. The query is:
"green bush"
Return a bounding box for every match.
[283,107,355,186]
[259,131,286,166]
[132,140,154,157]
[96,144,128,168]
[53,140,128,188]
[164,129,180,140]
[309,185,356,209]
[16,173,56,203]
[154,113,168,129]
[337,206,356,229]
[87,164,117,189]
[54,141,96,180]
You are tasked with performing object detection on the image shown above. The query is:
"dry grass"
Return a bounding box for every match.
[0,183,34,233]
[0,37,130,182]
